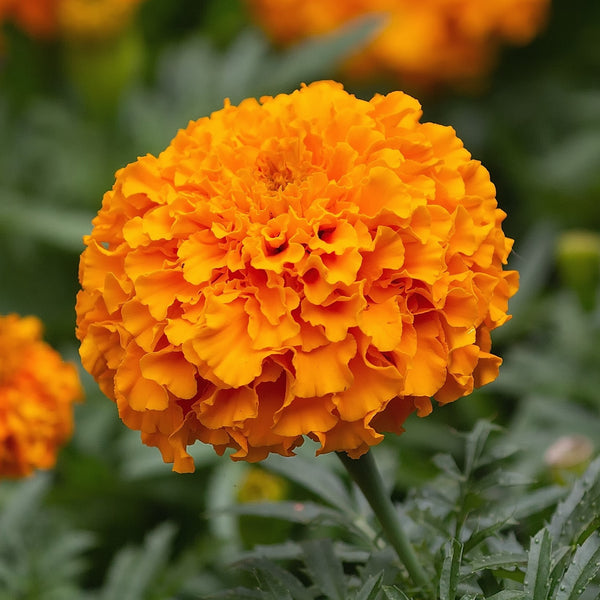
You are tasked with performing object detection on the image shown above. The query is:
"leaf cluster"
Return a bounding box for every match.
[212,422,600,600]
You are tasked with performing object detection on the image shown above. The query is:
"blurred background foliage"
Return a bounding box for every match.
[1,0,600,597]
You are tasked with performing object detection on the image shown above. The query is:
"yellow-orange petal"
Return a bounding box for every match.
[313,417,384,458]
[292,336,357,398]
[273,395,338,437]
[332,342,403,422]
[139,350,198,400]
[403,314,447,397]
[198,387,259,429]
[179,230,228,285]
[357,296,404,351]
[191,296,270,387]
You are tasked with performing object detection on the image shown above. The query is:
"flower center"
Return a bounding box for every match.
[256,153,294,191]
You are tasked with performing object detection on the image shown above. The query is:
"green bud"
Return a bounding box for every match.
[556,229,600,311]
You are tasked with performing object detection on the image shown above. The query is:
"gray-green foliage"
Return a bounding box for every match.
[122,14,384,156]
[213,422,600,600]
[0,475,94,600]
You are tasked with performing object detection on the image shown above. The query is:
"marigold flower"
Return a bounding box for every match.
[76,81,518,472]
[0,314,83,478]
[246,0,550,86]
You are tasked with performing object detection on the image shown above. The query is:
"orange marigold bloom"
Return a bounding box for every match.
[0,314,83,478]
[246,0,550,86]
[76,81,518,472]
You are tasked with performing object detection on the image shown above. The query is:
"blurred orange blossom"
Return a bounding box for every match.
[0,314,83,478]
[246,0,550,87]
[76,81,518,473]
[0,0,143,40]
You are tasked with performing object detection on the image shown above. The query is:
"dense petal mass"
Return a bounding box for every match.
[246,0,550,87]
[76,81,518,471]
[0,314,83,478]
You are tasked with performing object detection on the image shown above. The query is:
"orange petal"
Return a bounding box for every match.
[312,417,383,458]
[474,352,502,388]
[119,155,166,204]
[300,288,365,342]
[140,350,198,399]
[179,230,228,285]
[403,314,447,397]
[122,370,169,412]
[332,342,403,421]
[135,270,196,320]
[292,336,357,398]
[192,296,269,387]
[273,395,338,436]
[359,225,405,281]
[357,296,404,351]
[371,395,416,434]
[246,296,301,349]
[198,386,259,429]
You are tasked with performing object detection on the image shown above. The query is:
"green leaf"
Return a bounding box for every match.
[100,522,176,600]
[476,469,535,491]
[432,453,465,482]
[353,572,384,600]
[524,529,552,600]
[440,539,463,600]
[258,14,385,93]
[301,539,347,600]
[206,589,265,600]
[485,592,528,600]
[224,500,346,526]
[253,571,294,600]
[463,519,518,554]
[0,473,50,538]
[381,586,412,600]
[555,533,600,600]
[264,454,355,513]
[244,541,370,564]
[548,546,572,598]
[462,553,527,576]
[463,421,503,478]
[548,456,600,547]
[239,557,312,600]
[0,198,93,252]
[495,485,565,522]
[36,530,95,582]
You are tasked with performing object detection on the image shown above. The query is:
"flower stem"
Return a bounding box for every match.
[337,450,430,591]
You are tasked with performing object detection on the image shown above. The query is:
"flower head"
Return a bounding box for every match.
[0,314,83,478]
[246,0,550,87]
[76,81,518,472]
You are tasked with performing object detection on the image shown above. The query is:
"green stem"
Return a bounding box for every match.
[337,450,430,591]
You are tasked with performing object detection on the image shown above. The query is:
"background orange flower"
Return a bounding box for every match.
[246,0,550,87]
[0,0,144,40]
[76,81,518,472]
[0,314,83,478]
[0,0,58,38]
